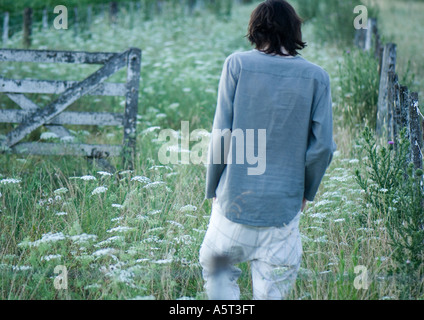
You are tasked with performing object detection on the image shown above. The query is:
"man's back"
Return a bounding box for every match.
[205,49,336,227]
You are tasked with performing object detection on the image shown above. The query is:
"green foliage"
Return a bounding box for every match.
[337,49,380,128]
[355,127,424,297]
[294,0,380,45]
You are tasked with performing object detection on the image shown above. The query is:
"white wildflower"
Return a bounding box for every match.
[143,181,166,189]
[91,186,108,195]
[70,234,98,244]
[107,226,135,233]
[40,132,59,140]
[12,265,32,271]
[131,176,151,184]
[92,248,117,257]
[152,258,173,264]
[169,103,180,110]
[18,232,66,248]
[98,171,113,176]
[314,199,334,207]
[55,212,68,216]
[179,205,197,212]
[54,188,68,195]
[149,165,173,171]
[41,254,62,261]
[95,236,124,247]
[310,212,327,219]
[119,170,134,175]
[0,178,21,184]
[167,220,184,229]
[142,126,161,134]
[112,204,124,209]
[80,175,97,181]
[84,284,101,290]
[60,136,75,143]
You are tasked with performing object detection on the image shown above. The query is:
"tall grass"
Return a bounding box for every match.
[0,1,422,300]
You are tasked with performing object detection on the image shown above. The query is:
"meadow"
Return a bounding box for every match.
[0,0,423,300]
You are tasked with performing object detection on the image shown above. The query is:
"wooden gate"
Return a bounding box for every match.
[0,48,141,170]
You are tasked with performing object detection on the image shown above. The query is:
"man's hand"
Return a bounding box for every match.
[301,198,307,212]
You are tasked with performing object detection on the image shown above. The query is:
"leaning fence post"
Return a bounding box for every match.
[364,18,377,52]
[409,92,423,170]
[23,8,33,48]
[86,6,92,32]
[2,12,9,46]
[388,71,398,144]
[400,86,410,132]
[42,8,48,30]
[376,43,397,140]
[109,2,118,25]
[123,48,142,170]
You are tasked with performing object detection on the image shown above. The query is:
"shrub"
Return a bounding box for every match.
[337,49,380,128]
[355,127,424,298]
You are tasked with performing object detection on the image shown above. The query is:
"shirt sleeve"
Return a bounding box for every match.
[205,55,238,199]
[304,79,337,202]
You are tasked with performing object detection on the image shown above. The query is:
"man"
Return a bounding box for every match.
[199,0,337,300]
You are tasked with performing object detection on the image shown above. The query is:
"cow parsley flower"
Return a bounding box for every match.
[80,175,97,181]
[41,254,62,261]
[92,186,108,195]
[179,205,197,212]
[40,132,59,140]
[54,188,68,195]
[98,171,113,176]
[107,226,135,233]
[131,176,151,184]
[0,178,21,184]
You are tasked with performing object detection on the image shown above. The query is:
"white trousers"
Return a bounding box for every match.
[199,201,302,300]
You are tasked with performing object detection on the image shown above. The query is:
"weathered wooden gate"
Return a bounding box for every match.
[0,48,141,170]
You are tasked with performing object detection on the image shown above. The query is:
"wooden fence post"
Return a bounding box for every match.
[123,48,142,170]
[376,43,397,140]
[42,8,48,30]
[23,8,33,48]
[409,92,423,170]
[388,71,398,143]
[87,6,93,32]
[109,2,118,25]
[364,18,377,52]
[2,12,9,46]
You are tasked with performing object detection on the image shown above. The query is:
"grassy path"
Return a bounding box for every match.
[0,2,408,300]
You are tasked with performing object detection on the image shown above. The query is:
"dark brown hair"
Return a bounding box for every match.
[247,0,306,56]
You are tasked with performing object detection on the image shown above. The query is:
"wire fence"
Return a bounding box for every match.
[355,17,423,170]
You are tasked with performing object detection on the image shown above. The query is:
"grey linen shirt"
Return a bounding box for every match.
[205,49,337,227]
